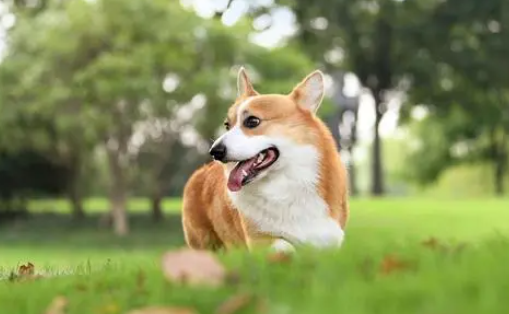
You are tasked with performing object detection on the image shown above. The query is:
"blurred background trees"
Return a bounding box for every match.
[0,0,507,235]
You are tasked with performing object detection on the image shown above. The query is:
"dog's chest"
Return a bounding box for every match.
[228,175,344,247]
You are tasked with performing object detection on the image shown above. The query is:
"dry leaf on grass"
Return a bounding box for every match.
[266,251,293,264]
[10,262,43,282]
[18,262,35,276]
[161,248,226,287]
[44,296,68,314]
[421,238,468,255]
[379,255,411,275]
[215,293,253,314]
[126,306,197,314]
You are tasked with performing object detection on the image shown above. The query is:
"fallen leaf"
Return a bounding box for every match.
[10,262,43,282]
[266,251,292,264]
[379,255,411,275]
[44,296,68,314]
[161,248,226,287]
[126,306,197,314]
[215,293,253,314]
[18,262,35,276]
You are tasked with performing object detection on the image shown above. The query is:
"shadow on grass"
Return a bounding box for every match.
[0,212,185,250]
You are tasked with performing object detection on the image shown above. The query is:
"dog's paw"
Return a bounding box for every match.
[270,239,296,253]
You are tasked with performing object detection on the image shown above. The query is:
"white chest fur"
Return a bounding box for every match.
[227,143,344,249]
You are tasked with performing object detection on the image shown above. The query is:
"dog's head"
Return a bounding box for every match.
[210,67,325,192]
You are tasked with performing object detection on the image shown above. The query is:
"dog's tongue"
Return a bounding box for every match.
[227,158,257,192]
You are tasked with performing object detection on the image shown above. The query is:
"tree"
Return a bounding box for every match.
[0,0,317,232]
[0,0,209,233]
[258,0,427,195]
[0,42,93,219]
[135,34,316,221]
[0,148,68,218]
[401,0,509,195]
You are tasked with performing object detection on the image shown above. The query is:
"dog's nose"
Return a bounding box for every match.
[209,143,227,162]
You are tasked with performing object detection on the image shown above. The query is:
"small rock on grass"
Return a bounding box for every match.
[161,248,226,287]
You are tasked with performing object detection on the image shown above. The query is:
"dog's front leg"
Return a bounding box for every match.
[245,235,296,252]
[270,239,296,252]
[298,219,345,249]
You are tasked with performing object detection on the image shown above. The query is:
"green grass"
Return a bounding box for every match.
[28,197,182,214]
[1,197,509,313]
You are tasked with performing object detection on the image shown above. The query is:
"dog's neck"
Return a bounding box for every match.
[227,142,344,247]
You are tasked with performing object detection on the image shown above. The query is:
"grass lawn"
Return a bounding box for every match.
[1,197,509,313]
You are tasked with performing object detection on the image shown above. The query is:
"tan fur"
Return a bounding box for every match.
[182,71,349,251]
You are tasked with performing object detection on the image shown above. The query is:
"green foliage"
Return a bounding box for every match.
[27,197,182,214]
[0,0,316,212]
[417,163,509,198]
[403,117,457,185]
[400,0,509,194]
[0,150,69,212]
[276,0,433,195]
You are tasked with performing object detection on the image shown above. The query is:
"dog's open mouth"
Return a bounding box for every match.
[227,147,279,192]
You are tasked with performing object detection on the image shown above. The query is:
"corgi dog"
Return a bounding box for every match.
[182,68,349,252]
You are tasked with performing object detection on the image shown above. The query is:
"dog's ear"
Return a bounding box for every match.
[237,67,258,97]
[290,70,325,113]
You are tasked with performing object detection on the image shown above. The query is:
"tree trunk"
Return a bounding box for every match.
[348,145,358,196]
[67,153,85,220]
[494,157,505,196]
[349,109,359,196]
[327,112,359,196]
[326,113,342,150]
[493,130,507,196]
[111,190,128,236]
[69,183,85,220]
[107,149,129,236]
[151,185,164,222]
[371,116,384,195]
[371,96,385,196]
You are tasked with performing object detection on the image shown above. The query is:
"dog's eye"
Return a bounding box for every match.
[224,121,230,130]
[243,116,260,129]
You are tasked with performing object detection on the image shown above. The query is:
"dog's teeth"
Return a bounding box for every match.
[257,154,264,163]
[242,170,248,176]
